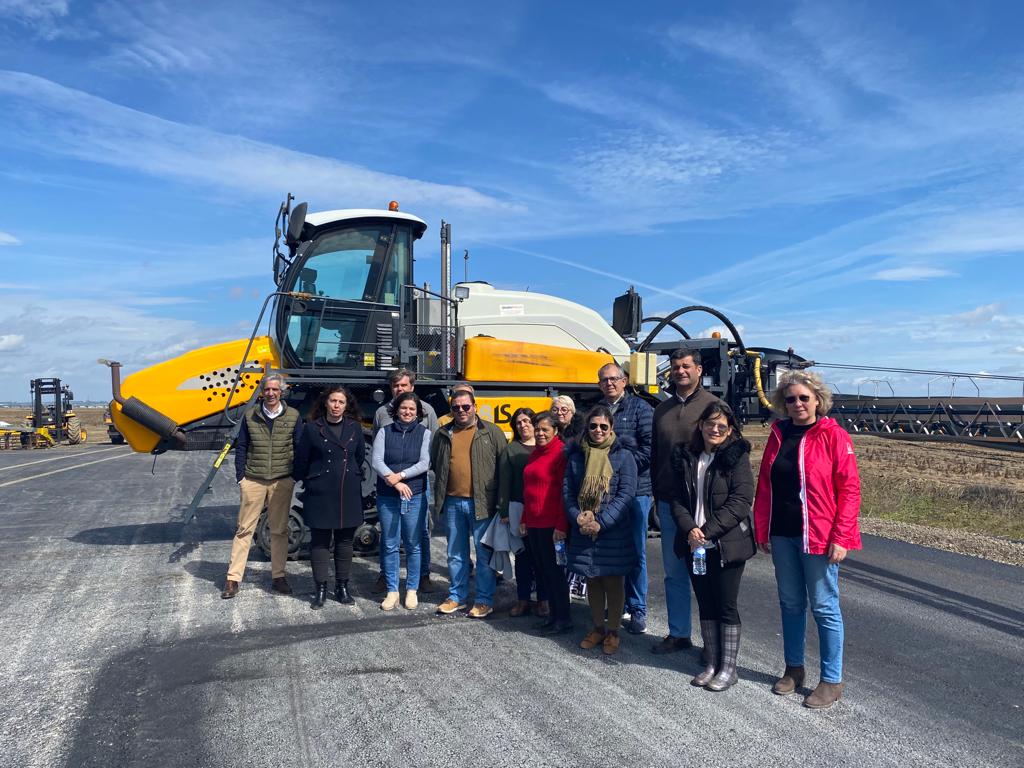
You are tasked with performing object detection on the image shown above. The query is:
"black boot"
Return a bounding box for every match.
[311,582,328,610]
[335,580,355,605]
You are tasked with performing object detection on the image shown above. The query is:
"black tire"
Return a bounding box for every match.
[110,434,125,445]
[66,414,83,445]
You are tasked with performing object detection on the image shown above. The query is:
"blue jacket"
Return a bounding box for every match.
[607,392,653,496]
[562,438,639,578]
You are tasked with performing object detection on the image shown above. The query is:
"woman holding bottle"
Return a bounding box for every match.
[671,401,755,690]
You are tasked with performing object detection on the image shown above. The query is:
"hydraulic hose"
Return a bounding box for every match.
[638,305,747,356]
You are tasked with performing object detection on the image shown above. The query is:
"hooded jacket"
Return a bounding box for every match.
[753,416,862,554]
[670,437,755,565]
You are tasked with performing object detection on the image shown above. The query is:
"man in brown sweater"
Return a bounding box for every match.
[650,347,722,654]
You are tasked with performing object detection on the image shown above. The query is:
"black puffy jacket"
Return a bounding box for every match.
[670,437,755,565]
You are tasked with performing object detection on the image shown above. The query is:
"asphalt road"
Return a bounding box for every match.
[0,445,1021,767]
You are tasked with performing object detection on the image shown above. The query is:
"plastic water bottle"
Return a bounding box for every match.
[692,545,707,576]
[555,539,567,566]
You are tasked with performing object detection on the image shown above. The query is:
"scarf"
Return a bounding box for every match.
[577,432,616,513]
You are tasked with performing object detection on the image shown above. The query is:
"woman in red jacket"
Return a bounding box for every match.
[520,411,570,635]
[754,370,861,710]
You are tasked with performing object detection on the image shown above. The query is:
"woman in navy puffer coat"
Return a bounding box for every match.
[563,405,638,654]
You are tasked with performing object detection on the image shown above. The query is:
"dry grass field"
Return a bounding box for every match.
[0,406,109,443]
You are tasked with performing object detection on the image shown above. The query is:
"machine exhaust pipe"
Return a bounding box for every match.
[99,359,187,447]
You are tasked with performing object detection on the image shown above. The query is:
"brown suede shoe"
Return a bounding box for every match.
[509,600,531,617]
[467,603,493,619]
[772,665,805,695]
[436,598,465,615]
[221,580,239,599]
[579,628,606,649]
[271,577,292,595]
[602,631,621,655]
[803,681,843,709]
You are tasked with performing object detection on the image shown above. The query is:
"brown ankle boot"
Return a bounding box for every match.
[803,681,843,709]
[772,665,805,695]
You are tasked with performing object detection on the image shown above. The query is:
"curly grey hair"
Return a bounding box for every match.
[771,370,832,417]
[261,373,288,394]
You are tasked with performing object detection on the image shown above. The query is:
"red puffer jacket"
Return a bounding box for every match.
[753,417,861,554]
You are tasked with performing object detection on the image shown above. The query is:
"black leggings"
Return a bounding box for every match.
[528,527,570,625]
[310,526,356,584]
[515,535,547,602]
[685,547,745,625]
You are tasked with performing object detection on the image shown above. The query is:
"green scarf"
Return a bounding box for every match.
[578,432,616,512]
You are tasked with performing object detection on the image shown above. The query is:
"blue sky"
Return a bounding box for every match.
[1,0,1023,402]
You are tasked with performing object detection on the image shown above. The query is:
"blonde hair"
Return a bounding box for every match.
[771,370,833,417]
[551,395,576,414]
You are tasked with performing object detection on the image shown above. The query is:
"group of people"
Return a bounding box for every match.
[221,350,861,710]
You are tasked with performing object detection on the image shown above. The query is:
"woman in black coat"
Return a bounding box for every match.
[293,385,366,608]
[671,401,755,691]
[563,405,638,655]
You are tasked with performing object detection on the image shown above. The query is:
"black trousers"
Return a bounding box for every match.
[528,527,570,625]
[686,547,746,625]
[310,526,356,584]
[514,535,547,602]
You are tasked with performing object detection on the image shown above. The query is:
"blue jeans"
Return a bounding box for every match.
[657,500,693,638]
[444,497,496,605]
[624,495,651,618]
[378,477,432,582]
[377,492,426,593]
[770,535,845,683]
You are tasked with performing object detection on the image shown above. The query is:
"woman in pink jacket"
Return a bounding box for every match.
[754,370,861,710]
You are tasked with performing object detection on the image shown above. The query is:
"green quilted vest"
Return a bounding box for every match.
[243,406,300,480]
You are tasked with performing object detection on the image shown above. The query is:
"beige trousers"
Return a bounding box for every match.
[226,476,295,581]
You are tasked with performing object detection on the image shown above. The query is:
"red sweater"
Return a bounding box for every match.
[522,437,568,532]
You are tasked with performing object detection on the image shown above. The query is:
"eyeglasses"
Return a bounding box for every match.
[598,376,624,384]
[451,403,474,412]
[702,422,730,433]
[587,423,610,432]
[785,394,812,404]
[551,406,572,413]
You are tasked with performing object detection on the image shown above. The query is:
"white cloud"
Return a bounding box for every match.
[0,333,25,351]
[0,230,20,245]
[954,303,1001,327]
[0,71,515,217]
[870,266,953,281]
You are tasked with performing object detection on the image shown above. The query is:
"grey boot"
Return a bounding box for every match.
[706,623,740,691]
[691,620,719,687]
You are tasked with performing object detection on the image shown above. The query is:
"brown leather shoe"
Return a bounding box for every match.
[221,580,239,599]
[271,577,292,595]
[602,631,621,655]
[579,628,606,649]
[467,603,493,619]
[372,572,387,594]
[534,600,550,618]
[803,681,843,709]
[772,665,806,695]
[509,600,531,617]
[436,598,465,615]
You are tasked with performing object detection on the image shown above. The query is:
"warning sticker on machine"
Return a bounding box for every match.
[499,304,525,316]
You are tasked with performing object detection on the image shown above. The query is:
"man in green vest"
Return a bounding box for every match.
[221,374,304,599]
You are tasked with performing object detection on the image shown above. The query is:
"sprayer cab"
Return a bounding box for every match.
[270,199,430,372]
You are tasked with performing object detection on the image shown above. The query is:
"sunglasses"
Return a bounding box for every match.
[588,423,610,432]
[451,403,474,412]
[785,394,812,404]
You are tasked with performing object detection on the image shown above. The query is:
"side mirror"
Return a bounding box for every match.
[287,202,308,245]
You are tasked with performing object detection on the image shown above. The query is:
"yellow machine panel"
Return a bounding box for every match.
[462,337,614,384]
[111,336,281,452]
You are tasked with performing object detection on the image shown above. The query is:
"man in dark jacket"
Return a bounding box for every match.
[598,362,653,634]
[222,374,303,599]
[430,389,506,618]
[649,347,722,653]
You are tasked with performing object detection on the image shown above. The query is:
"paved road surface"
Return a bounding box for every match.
[0,445,1021,767]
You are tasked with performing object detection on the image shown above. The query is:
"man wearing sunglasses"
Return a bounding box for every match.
[597,362,654,635]
[430,388,507,618]
[649,347,721,654]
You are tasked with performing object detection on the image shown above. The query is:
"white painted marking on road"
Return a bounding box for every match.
[0,452,134,489]
[0,446,123,472]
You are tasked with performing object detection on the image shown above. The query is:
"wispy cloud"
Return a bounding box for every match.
[871,266,953,281]
[0,230,20,245]
[0,333,25,351]
[0,71,516,217]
